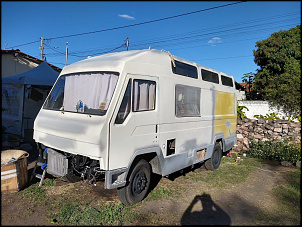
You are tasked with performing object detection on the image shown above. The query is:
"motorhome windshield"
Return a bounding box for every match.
[43,72,119,115]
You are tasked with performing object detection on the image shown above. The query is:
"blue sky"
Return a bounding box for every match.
[1,1,301,82]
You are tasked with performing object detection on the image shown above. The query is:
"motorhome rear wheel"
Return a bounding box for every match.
[205,142,222,170]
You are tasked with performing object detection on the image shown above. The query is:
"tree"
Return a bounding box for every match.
[241,72,254,100]
[253,25,301,116]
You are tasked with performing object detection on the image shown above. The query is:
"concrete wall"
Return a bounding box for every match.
[238,100,293,120]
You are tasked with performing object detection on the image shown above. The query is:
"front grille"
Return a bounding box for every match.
[46,148,68,177]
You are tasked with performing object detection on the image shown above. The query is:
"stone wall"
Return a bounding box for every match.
[233,118,301,153]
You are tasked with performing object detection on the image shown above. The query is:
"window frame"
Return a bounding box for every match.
[171,60,198,79]
[132,79,156,112]
[115,79,132,124]
[201,69,219,84]
[43,71,119,116]
[221,75,234,87]
[175,84,201,118]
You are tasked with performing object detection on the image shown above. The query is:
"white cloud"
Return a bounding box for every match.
[208,37,222,46]
[118,14,135,20]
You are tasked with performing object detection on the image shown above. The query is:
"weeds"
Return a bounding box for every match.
[247,138,301,164]
[20,182,46,203]
[146,186,175,201]
[49,200,136,226]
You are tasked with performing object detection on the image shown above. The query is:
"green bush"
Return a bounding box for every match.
[254,113,281,120]
[254,113,301,122]
[237,102,249,119]
[247,138,301,165]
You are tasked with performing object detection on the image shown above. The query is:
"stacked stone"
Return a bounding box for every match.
[233,118,301,153]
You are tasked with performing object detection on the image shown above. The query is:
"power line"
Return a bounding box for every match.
[192,55,253,61]
[4,2,245,50]
[130,14,300,48]
[55,12,299,57]
[45,1,246,40]
[6,40,40,50]
[45,40,127,58]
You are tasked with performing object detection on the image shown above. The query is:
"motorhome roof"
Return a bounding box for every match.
[61,49,168,75]
[60,48,232,78]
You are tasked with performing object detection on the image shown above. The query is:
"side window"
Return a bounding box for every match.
[115,80,131,124]
[201,69,219,84]
[221,75,234,87]
[172,60,198,79]
[175,84,201,117]
[133,80,156,112]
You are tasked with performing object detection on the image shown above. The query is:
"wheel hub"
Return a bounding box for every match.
[132,170,147,195]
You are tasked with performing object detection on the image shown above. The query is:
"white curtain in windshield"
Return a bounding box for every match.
[63,73,118,112]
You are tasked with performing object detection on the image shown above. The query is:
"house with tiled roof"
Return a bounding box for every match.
[1,49,61,78]
[1,49,61,140]
[235,81,246,100]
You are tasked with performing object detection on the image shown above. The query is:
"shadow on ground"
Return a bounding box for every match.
[181,193,231,225]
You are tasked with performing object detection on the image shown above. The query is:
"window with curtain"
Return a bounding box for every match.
[43,72,119,115]
[133,80,156,112]
[175,84,201,117]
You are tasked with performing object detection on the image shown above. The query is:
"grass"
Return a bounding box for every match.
[183,156,261,188]
[48,200,138,226]
[20,182,47,203]
[146,186,176,201]
[253,169,301,225]
[16,157,300,225]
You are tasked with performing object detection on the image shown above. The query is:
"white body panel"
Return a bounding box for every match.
[34,49,237,186]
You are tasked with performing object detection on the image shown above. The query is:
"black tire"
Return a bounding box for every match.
[117,159,151,205]
[205,142,222,171]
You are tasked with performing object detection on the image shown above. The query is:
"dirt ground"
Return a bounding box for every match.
[1,147,300,226]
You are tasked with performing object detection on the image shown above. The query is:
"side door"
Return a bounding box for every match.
[109,74,159,170]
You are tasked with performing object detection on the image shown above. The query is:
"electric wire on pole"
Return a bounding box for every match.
[125,38,129,51]
[66,42,68,66]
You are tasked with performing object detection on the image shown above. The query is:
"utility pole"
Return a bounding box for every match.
[40,37,44,60]
[65,42,68,66]
[125,38,129,51]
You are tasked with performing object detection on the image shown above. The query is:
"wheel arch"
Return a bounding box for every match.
[128,146,164,176]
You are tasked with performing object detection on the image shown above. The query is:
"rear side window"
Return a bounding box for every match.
[172,60,198,79]
[221,75,234,87]
[175,84,200,117]
[201,69,219,84]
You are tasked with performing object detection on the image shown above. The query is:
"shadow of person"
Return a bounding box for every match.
[181,193,231,225]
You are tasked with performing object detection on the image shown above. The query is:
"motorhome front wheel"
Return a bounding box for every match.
[117,159,151,205]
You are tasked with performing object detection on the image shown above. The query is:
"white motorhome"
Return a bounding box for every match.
[33,49,237,205]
